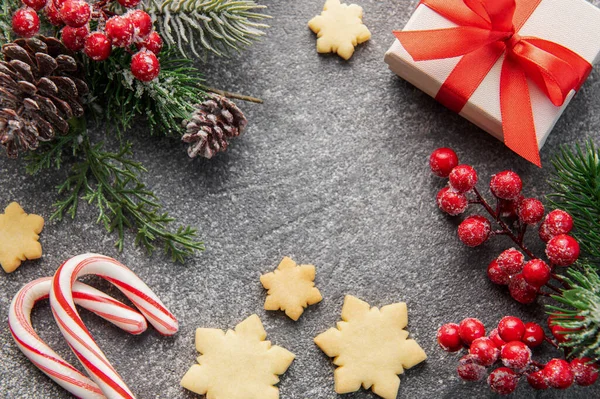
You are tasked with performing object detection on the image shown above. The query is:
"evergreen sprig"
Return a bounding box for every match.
[0,0,19,45]
[548,141,600,263]
[142,0,270,58]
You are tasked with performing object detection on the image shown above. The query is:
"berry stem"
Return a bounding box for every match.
[472,187,536,259]
[552,273,572,290]
[545,336,560,349]
[544,284,562,294]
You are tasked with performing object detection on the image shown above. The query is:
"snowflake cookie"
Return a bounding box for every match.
[260,256,323,321]
[314,295,427,399]
[308,0,371,60]
[180,314,295,399]
[0,202,44,273]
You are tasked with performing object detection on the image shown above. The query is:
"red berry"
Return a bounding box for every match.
[44,2,63,26]
[457,354,487,381]
[550,324,574,344]
[522,259,551,287]
[540,210,573,242]
[23,0,47,11]
[497,316,525,342]
[488,367,519,395]
[490,171,522,200]
[84,32,112,61]
[543,358,574,389]
[12,8,40,38]
[458,215,491,247]
[61,25,89,51]
[105,15,134,47]
[546,234,579,266]
[130,50,160,81]
[436,187,468,216]
[522,322,544,348]
[517,198,544,225]
[429,148,458,178]
[496,248,524,275]
[487,259,510,285]
[449,164,477,193]
[500,341,531,371]
[508,273,538,304]
[527,370,549,390]
[117,0,140,7]
[498,195,523,218]
[488,328,507,348]
[136,31,163,54]
[128,10,152,40]
[437,323,463,352]
[458,318,486,346]
[570,358,599,386]
[469,337,499,366]
[59,0,90,28]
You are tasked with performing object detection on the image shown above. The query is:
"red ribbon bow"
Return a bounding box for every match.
[394,0,592,166]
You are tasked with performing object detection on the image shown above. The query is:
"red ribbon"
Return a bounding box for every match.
[393,0,592,166]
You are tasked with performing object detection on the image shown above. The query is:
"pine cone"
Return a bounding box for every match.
[0,36,88,158]
[182,94,248,159]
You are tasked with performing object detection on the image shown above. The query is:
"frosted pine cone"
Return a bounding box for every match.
[0,36,88,158]
[182,94,248,159]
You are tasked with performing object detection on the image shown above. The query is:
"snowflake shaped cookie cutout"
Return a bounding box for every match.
[180,314,295,399]
[260,256,323,321]
[314,295,427,399]
[0,202,44,273]
[308,0,371,60]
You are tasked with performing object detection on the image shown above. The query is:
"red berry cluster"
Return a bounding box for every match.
[429,148,580,304]
[437,316,599,394]
[11,0,163,81]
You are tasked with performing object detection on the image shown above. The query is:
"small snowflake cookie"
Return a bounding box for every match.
[308,0,371,60]
[260,256,323,321]
[181,314,295,399]
[314,295,427,399]
[0,202,44,273]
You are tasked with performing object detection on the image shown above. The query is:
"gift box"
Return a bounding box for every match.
[384,0,600,166]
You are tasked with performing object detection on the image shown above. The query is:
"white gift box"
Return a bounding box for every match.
[384,0,600,151]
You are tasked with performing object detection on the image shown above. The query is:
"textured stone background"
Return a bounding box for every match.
[2,0,600,398]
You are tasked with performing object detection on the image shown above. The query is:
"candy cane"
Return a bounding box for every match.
[9,277,148,399]
[49,253,179,399]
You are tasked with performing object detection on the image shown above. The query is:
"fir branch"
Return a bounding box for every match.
[548,265,600,361]
[141,0,270,58]
[548,141,600,263]
[0,0,20,45]
[85,48,204,136]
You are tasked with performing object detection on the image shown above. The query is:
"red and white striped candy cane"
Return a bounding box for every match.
[49,253,179,399]
[9,277,148,399]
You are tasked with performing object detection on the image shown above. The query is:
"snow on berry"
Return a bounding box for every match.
[545,234,579,266]
[61,25,89,51]
[522,322,544,348]
[136,31,163,55]
[23,0,47,11]
[458,318,486,346]
[128,10,153,40]
[130,50,160,82]
[570,358,599,387]
[490,171,522,200]
[543,358,574,389]
[457,354,487,382]
[12,8,40,38]
[527,370,549,390]
[500,341,531,371]
[84,32,112,61]
[105,15,134,47]
[436,187,468,216]
[437,323,463,352]
[517,198,544,225]
[521,259,551,287]
[430,148,459,178]
[496,248,524,275]
[469,337,499,366]
[44,1,63,26]
[458,215,491,247]
[59,0,91,28]
[488,328,506,348]
[550,324,575,344]
[497,316,525,342]
[449,164,477,193]
[117,0,141,7]
[508,273,538,304]
[541,210,573,240]
[487,259,510,285]
[488,367,519,395]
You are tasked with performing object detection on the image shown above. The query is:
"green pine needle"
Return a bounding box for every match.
[141,0,270,58]
[548,141,600,263]
[0,0,19,45]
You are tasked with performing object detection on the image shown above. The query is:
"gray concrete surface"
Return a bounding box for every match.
[2,0,600,397]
